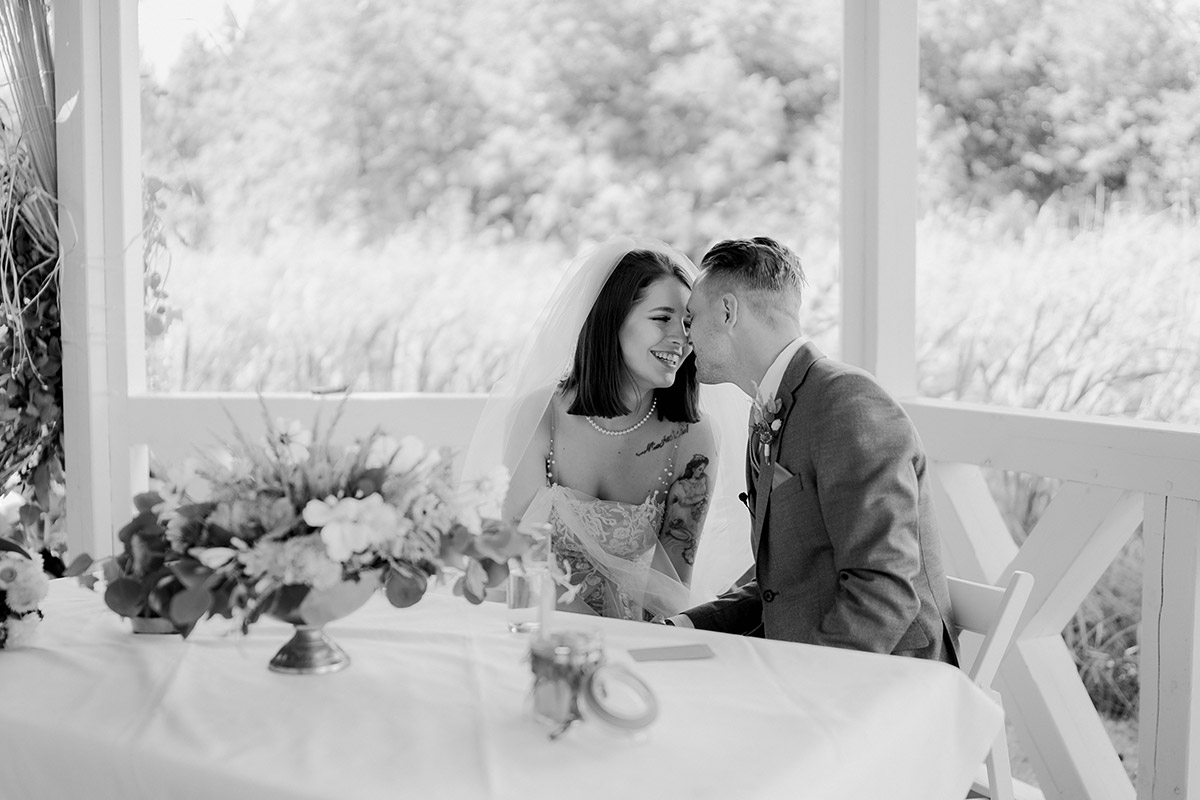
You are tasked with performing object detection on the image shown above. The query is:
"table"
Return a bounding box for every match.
[1,580,1002,800]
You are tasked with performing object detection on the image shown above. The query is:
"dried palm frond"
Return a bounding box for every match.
[0,0,59,377]
[0,0,63,551]
[0,0,55,201]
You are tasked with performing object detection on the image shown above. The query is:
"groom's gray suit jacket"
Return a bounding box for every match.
[687,343,956,662]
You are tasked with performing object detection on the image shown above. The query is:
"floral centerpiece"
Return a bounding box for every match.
[93,408,525,672]
[0,540,50,649]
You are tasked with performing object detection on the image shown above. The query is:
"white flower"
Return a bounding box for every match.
[213,447,253,483]
[155,458,213,504]
[192,547,237,569]
[456,506,483,536]
[303,494,400,563]
[268,418,313,463]
[0,492,25,531]
[2,554,48,613]
[391,435,428,474]
[408,491,453,538]
[302,496,340,528]
[164,512,191,547]
[237,535,342,590]
[208,500,252,532]
[152,491,183,522]
[365,435,401,469]
[452,466,510,535]
[0,559,20,590]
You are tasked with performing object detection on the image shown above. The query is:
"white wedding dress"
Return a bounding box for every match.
[523,486,673,620]
[516,409,689,621]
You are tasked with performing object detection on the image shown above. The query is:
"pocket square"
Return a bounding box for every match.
[772,462,795,489]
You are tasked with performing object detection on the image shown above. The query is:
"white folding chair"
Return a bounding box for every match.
[947,570,1035,800]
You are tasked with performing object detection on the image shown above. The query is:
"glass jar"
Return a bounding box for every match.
[528,629,657,738]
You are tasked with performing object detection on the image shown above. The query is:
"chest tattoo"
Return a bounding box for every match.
[635,424,689,457]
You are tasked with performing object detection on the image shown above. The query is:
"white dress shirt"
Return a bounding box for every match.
[669,336,806,627]
[754,336,807,409]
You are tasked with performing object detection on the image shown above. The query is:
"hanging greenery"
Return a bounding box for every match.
[0,0,66,573]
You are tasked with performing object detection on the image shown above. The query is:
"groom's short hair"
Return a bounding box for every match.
[562,249,701,423]
[699,237,806,314]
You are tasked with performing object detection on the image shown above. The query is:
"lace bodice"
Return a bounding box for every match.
[527,404,682,620]
[550,486,664,560]
[536,485,665,620]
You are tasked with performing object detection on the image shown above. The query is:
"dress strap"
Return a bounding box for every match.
[544,399,560,486]
[654,428,682,498]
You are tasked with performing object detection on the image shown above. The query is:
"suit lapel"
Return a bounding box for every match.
[749,342,826,557]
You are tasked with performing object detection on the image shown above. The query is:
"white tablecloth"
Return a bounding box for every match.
[1,580,1002,800]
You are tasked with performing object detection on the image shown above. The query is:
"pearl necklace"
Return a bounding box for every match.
[586,398,657,436]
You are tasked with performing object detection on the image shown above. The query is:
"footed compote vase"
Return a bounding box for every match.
[266,571,381,675]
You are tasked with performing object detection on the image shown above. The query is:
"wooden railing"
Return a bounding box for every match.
[907,398,1200,800]
[123,392,1199,800]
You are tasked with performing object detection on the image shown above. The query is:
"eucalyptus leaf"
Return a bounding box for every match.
[117,512,162,546]
[461,581,486,605]
[18,504,40,529]
[132,491,164,513]
[463,559,487,600]
[170,557,209,589]
[208,583,235,619]
[482,558,509,588]
[104,577,145,617]
[33,461,50,507]
[244,591,273,628]
[169,585,213,633]
[101,557,123,583]
[384,565,427,609]
[62,552,93,577]
[0,537,30,558]
[176,502,216,521]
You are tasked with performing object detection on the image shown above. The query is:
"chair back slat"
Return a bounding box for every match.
[947,571,1034,689]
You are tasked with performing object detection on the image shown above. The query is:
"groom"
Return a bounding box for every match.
[670,237,956,663]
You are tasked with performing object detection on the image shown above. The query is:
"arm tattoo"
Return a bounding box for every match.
[635,423,689,457]
[660,454,710,565]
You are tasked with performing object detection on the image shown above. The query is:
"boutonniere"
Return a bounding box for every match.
[751,392,783,448]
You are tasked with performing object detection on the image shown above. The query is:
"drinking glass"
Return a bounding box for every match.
[506,523,551,633]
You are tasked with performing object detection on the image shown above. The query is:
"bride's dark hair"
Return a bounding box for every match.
[561,249,700,423]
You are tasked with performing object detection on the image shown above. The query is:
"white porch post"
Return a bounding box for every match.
[840,0,918,396]
[100,0,148,531]
[55,0,142,557]
[56,0,110,557]
[1139,495,1200,800]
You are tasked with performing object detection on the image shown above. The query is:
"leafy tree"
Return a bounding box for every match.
[919,0,1200,213]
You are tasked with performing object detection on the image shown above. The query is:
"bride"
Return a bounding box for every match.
[464,236,751,621]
